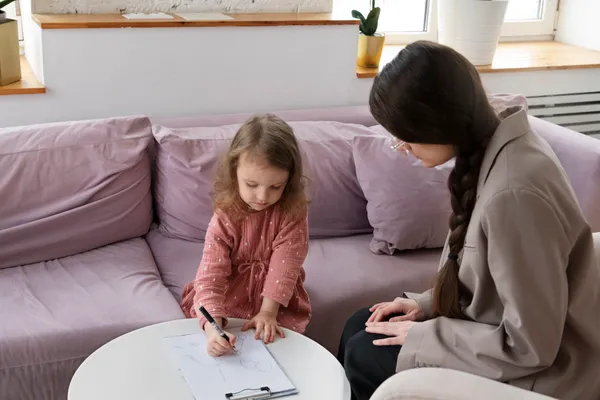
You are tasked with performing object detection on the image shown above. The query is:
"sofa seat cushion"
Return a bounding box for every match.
[146,228,441,354]
[0,238,184,400]
[301,235,441,353]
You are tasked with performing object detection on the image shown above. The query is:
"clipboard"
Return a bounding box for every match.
[163,329,298,399]
[225,385,296,400]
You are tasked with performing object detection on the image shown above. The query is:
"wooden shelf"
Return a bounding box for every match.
[0,56,45,96]
[357,41,600,78]
[33,12,358,29]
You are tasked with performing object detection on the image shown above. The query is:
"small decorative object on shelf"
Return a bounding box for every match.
[352,0,385,69]
[0,0,21,86]
[438,0,509,66]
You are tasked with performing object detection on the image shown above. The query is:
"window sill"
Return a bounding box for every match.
[356,41,600,78]
[32,12,358,29]
[0,56,45,96]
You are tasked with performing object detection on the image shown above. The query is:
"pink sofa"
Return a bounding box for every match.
[1,105,599,400]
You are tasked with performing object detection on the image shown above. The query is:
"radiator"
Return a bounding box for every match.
[526,91,600,138]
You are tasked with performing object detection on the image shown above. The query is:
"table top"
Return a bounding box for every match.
[68,318,351,400]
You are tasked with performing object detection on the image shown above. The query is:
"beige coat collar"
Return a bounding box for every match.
[477,107,530,194]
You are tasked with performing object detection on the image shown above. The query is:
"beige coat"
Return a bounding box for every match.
[401,108,600,400]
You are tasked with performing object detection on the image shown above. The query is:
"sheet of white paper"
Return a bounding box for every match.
[174,12,234,21]
[164,329,296,399]
[122,13,174,20]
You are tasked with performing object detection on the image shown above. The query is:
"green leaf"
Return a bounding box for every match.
[0,0,17,10]
[352,9,370,35]
[351,9,366,24]
[363,6,380,35]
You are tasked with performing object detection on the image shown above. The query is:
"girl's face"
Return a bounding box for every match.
[393,139,456,168]
[236,152,289,211]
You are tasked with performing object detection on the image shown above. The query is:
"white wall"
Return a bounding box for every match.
[2,18,600,128]
[556,0,600,51]
[34,0,333,14]
[0,24,374,127]
[20,0,44,83]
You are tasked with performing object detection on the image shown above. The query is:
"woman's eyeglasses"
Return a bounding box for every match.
[390,138,409,156]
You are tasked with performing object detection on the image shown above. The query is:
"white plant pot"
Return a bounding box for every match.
[438,0,509,66]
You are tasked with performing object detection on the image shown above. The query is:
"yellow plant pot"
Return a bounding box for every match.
[0,17,21,86]
[357,32,385,68]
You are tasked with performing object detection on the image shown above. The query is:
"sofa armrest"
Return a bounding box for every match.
[370,368,557,400]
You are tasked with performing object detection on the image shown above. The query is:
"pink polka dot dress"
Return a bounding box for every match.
[181,206,312,333]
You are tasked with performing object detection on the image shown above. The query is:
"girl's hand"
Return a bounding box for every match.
[365,321,417,346]
[205,322,237,357]
[242,310,285,344]
[367,297,424,324]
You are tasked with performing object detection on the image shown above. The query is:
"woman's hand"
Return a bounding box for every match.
[365,321,417,346]
[205,321,237,357]
[367,297,424,324]
[242,310,285,344]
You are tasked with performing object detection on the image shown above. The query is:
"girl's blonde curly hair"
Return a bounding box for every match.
[213,113,308,219]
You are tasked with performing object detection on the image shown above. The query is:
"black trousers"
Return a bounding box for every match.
[338,308,402,400]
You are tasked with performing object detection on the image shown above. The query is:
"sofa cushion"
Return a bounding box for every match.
[529,117,600,232]
[145,227,204,302]
[152,121,376,241]
[0,116,154,269]
[0,238,184,400]
[352,134,453,254]
[146,227,441,354]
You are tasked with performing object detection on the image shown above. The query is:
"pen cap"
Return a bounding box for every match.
[198,306,215,323]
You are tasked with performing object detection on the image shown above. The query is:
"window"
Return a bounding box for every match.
[502,0,559,37]
[333,0,559,44]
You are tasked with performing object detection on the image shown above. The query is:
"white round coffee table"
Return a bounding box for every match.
[68,318,351,400]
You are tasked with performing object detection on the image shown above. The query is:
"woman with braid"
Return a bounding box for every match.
[338,41,600,400]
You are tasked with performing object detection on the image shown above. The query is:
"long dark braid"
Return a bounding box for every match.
[433,142,487,318]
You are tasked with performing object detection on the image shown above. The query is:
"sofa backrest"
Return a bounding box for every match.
[0,116,154,269]
[152,120,378,241]
[530,117,600,232]
[153,105,378,129]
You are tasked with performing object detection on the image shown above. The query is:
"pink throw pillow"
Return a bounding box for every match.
[153,121,376,241]
[352,132,452,254]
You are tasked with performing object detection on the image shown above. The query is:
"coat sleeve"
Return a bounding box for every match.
[404,232,450,319]
[404,289,434,319]
[192,212,234,328]
[397,189,571,381]
[262,214,309,308]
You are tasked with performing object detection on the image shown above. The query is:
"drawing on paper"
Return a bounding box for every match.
[165,330,276,388]
[164,330,296,399]
[172,341,218,368]
[234,334,273,373]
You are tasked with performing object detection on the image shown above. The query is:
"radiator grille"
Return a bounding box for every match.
[527,91,600,137]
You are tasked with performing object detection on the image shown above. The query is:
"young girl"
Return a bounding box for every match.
[180,113,311,357]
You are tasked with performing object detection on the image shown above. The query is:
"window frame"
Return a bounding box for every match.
[372,0,559,45]
[383,0,438,45]
[500,0,559,37]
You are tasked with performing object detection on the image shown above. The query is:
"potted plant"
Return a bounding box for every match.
[438,0,509,66]
[352,0,385,68]
[0,0,21,86]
